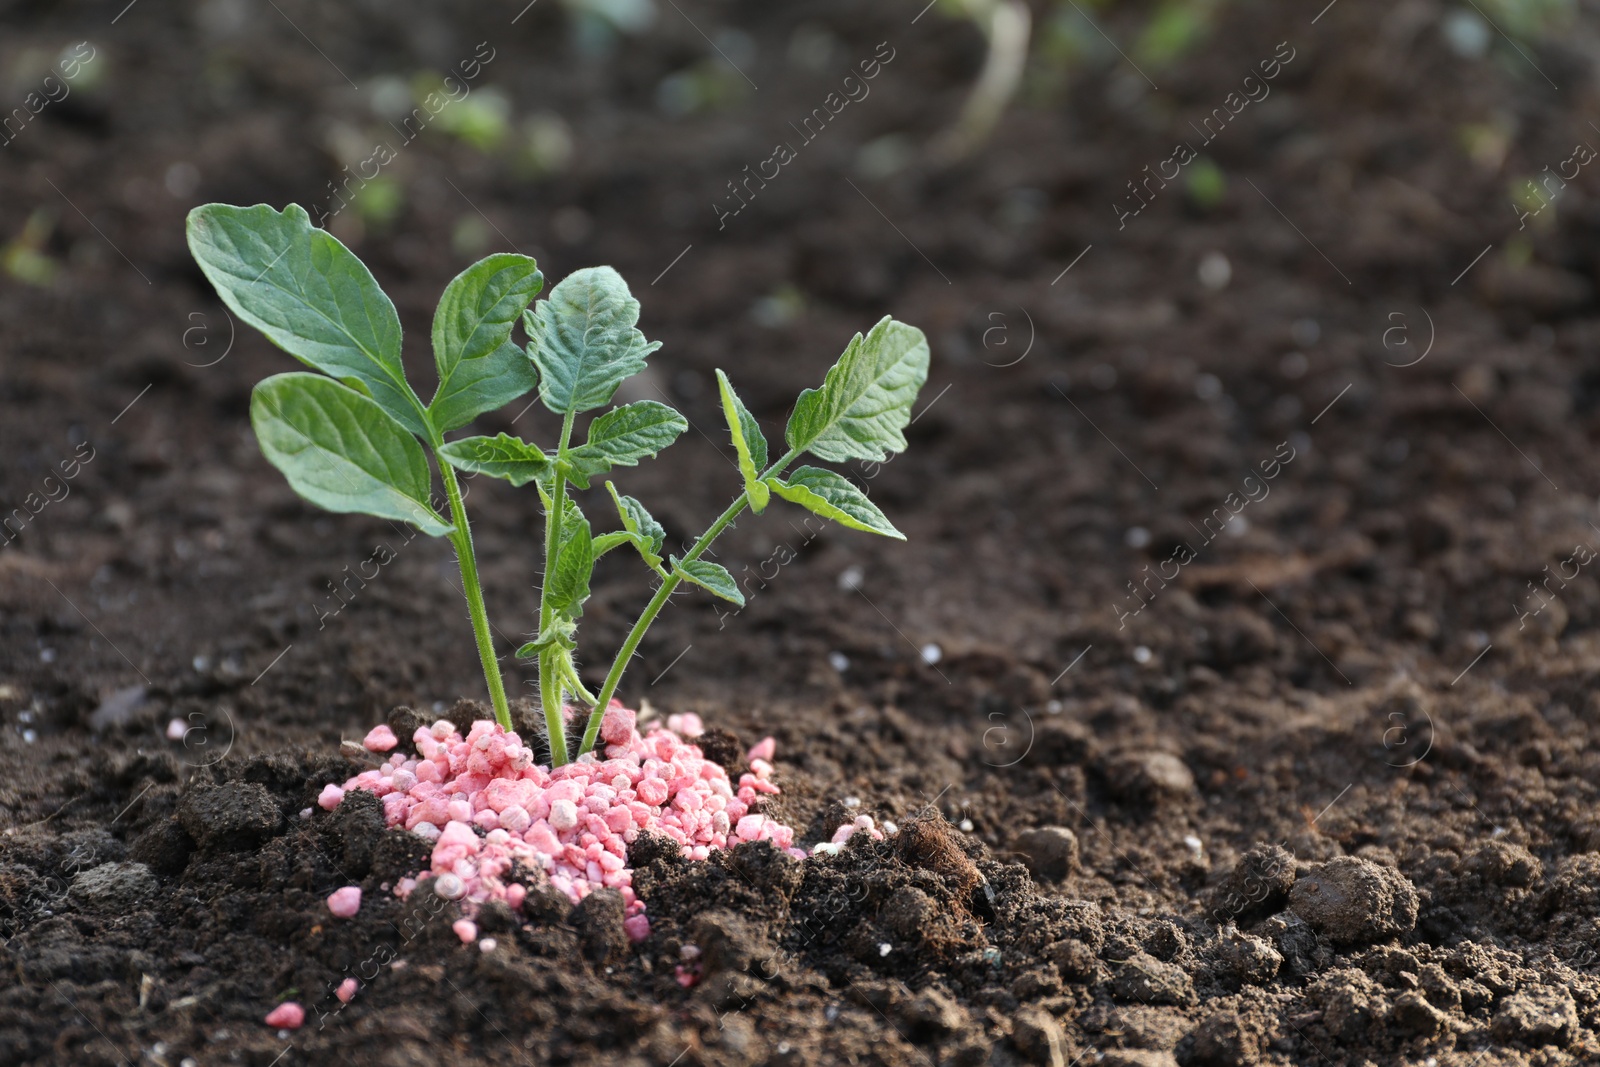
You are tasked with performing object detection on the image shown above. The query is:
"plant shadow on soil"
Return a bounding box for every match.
[5,0,1600,1064]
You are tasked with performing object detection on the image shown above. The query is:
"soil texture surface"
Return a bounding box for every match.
[5,0,1600,1064]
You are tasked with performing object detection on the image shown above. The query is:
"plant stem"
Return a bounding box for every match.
[538,649,569,766]
[561,655,599,706]
[437,460,511,730]
[577,447,801,755]
[537,410,578,762]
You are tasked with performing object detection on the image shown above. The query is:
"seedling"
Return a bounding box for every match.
[187,203,928,764]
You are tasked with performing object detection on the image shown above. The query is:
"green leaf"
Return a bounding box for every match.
[564,400,688,489]
[547,509,594,618]
[785,317,930,463]
[766,466,904,540]
[715,370,770,512]
[186,203,428,435]
[671,557,744,607]
[605,481,665,568]
[524,266,662,415]
[251,373,451,535]
[516,619,576,658]
[591,531,636,557]
[428,253,543,432]
[437,433,552,487]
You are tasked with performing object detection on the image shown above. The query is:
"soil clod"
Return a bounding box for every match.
[69,860,157,912]
[1182,1012,1262,1067]
[1491,988,1579,1047]
[1104,751,1198,805]
[1013,826,1081,881]
[176,782,283,851]
[1112,951,1195,1006]
[1206,844,1295,924]
[1288,857,1419,946]
[1011,1006,1068,1067]
[572,888,629,965]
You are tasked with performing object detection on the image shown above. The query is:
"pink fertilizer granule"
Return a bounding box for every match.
[335,978,358,1004]
[324,705,797,939]
[362,724,399,752]
[326,886,361,918]
[265,1002,305,1029]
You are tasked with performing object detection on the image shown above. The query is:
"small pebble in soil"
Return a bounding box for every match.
[828,651,849,671]
[1133,646,1153,664]
[1442,9,1492,56]
[1183,835,1203,853]
[959,819,974,832]
[326,886,361,918]
[1197,251,1231,290]
[335,978,357,1004]
[166,718,187,741]
[842,796,860,808]
[479,938,496,952]
[264,1003,304,1029]
[878,942,891,957]
[920,642,942,664]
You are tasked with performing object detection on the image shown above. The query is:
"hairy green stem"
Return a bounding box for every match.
[561,655,599,707]
[538,649,569,765]
[577,447,801,755]
[537,409,578,762]
[437,460,511,730]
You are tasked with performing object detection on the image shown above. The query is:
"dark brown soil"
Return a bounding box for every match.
[5,0,1600,1063]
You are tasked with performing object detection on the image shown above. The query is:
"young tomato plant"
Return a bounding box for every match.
[187,202,928,765]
